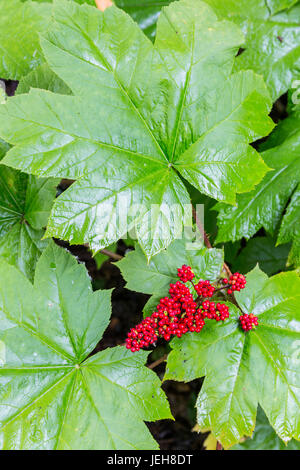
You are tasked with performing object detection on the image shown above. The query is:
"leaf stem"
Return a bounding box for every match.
[100,249,123,261]
[148,354,168,369]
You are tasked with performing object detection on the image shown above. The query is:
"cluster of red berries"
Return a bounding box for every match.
[177,265,195,282]
[239,313,258,331]
[126,265,253,352]
[223,273,246,294]
[201,301,230,321]
[195,280,215,298]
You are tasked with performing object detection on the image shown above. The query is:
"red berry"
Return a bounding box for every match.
[227,273,246,293]
[177,265,195,283]
[239,313,258,331]
[194,280,215,298]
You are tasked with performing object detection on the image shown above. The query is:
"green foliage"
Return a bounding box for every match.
[117,0,300,101]
[17,63,71,95]
[216,104,300,269]
[0,166,57,280]
[204,0,300,101]
[232,236,291,276]
[0,242,171,449]
[278,185,300,269]
[0,0,52,80]
[0,0,273,259]
[0,0,299,452]
[0,0,97,80]
[233,406,300,450]
[165,266,300,448]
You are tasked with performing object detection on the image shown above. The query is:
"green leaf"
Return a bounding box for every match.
[119,237,223,317]
[0,0,273,259]
[233,406,300,450]
[116,0,300,100]
[165,266,300,448]
[117,237,224,297]
[266,0,299,15]
[17,63,72,95]
[278,185,300,269]
[0,0,52,80]
[0,241,171,449]
[203,0,300,101]
[0,165,57,281]
[0,139,10,161]
[0,83,6,105]
[232,236,291,276]
[216,105,300,254]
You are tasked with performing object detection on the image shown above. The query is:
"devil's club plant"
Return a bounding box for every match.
[120,243,300,448]
[0,0,299,452]
[0,0,274,258]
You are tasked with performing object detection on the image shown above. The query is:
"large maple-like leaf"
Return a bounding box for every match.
[216,104,300,268]
[0,165,57,281]
[0,0,273,259]
[0,241,171,450]
[165,266,300,448]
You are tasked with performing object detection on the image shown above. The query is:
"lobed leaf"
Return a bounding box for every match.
[117,236,224,316]
[165,266,300,448]
[0,0,52,80]
[233,406,300,450]
[0,242,171,449]
[0,0,273,258]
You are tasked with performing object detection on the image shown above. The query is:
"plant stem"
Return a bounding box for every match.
[192,205,232,277]
[148,354,168,369]
[100,249,123,261]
